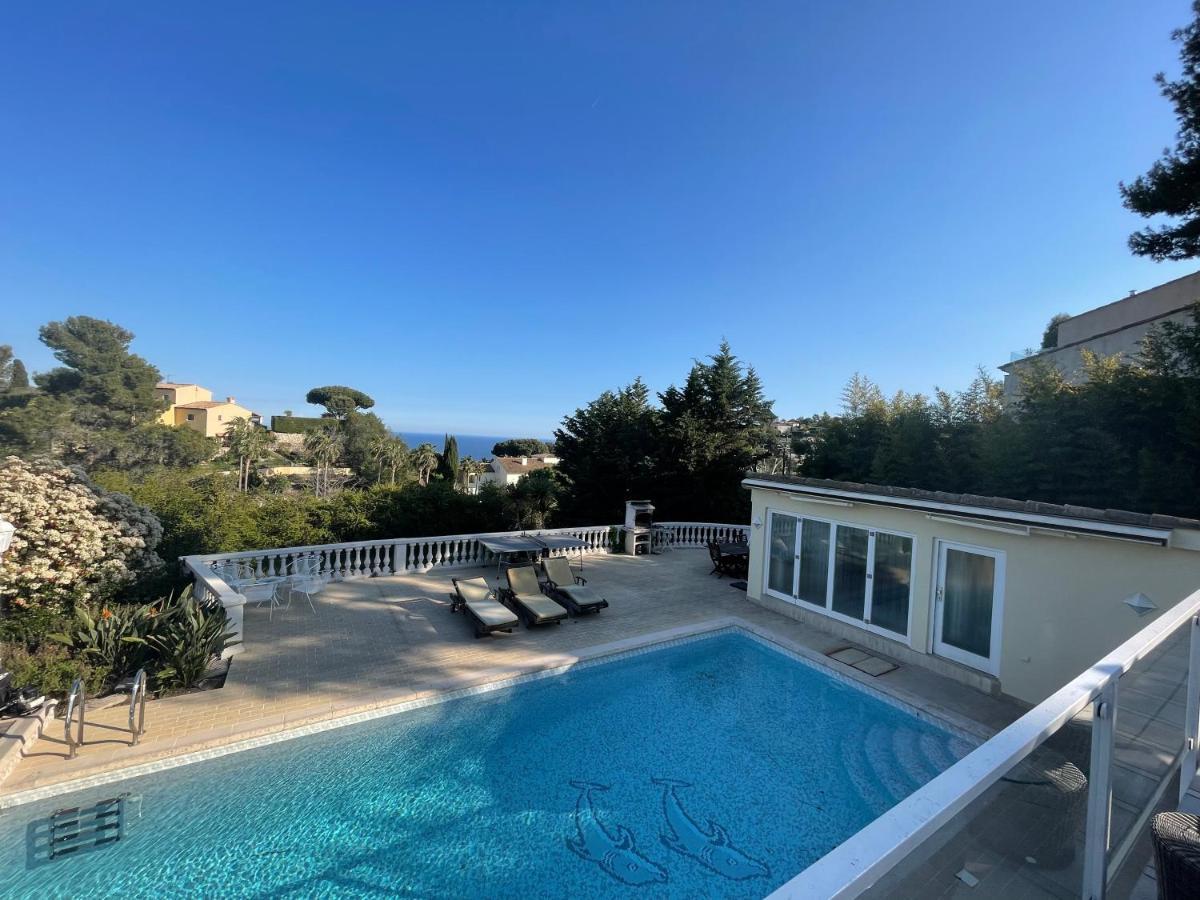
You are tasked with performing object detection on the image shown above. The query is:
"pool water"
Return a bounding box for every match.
[0,631,973,898]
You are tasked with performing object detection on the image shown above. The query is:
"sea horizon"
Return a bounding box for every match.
[396,432,554,460]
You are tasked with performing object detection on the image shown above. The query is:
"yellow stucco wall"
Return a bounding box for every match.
[747,487,1200,704]
[157,385,214,426]
[173,402,253,437]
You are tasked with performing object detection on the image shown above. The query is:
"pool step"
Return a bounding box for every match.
[48,796,125,860]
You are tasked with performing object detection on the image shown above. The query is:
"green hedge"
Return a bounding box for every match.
[270,415,327,434]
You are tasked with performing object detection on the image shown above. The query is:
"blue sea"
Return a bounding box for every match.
[0,632,972,898]
[398,432,552,459]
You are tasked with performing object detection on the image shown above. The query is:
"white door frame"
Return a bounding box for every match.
[932,540,1005,675]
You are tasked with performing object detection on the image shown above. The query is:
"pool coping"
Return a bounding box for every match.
[0,615,991,810]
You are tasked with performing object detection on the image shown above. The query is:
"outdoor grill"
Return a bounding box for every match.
[623,500,654,555]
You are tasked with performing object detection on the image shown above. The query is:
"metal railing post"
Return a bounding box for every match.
[64,677,85,761]
[1083,676,1118,900]
[129,668,147,746]
[1181,615,1200,806]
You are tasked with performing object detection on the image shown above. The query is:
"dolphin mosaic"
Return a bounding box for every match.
[566,781,668,887]
[652,778,770,881]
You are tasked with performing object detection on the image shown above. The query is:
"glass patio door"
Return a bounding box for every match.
[933,542,1005,675]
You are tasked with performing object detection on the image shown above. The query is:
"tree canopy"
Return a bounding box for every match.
[1121,2,1200,260]
[554,379,659,524]
[491,437,550,457]
[305,385,375,418]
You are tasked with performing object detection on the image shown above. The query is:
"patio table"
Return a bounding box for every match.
[717,542,749,557]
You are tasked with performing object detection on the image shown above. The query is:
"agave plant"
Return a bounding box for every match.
[50,586,238,692]
[49,602,156,681]
[145,590,239,691]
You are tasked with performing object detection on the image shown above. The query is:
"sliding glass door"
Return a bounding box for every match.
[762,511,913,641]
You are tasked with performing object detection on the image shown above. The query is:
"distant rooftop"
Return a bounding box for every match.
[177,400,243,410]
[493,455,556,474]
[156,381,200,388]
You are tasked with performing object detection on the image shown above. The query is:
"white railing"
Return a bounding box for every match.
[658,522,750,548]
[186,525,617,583]
[769,586,1200,900]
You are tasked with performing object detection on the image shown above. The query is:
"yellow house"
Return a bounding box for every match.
[156,382,257,438]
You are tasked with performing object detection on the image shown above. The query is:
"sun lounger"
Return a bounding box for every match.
[451,577,521,638]
[541,557,608,615]
[502,565,568,626]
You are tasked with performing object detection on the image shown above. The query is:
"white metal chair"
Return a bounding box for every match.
[212,560,285,619]
[278,554,322,614]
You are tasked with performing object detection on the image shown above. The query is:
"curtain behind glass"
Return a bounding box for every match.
[832,525,868,619]
[870,533,912,635]
[767,513,797,596]
[942,549,996,658]
[797,519,831,606]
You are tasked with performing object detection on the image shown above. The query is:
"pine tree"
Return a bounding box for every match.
[1121,2,1200,259]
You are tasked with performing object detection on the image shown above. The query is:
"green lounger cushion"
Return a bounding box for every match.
[455,577,519,628]
[542,557,605,610]
[505,566,567,622]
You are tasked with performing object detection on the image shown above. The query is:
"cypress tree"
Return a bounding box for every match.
[440,434,460,485]
[8,359,28,390]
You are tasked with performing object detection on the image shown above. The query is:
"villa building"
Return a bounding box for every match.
[742,473,1200,705]
[156,382,259,438]
[476,453,559,489]
[1000,269,1200,399]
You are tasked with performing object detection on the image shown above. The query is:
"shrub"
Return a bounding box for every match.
[48,586,238,694]
[0,455,163,615]
[270,415,327,434]
[1,642,108,700]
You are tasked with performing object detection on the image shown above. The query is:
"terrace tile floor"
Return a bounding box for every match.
[3,550,1024,801]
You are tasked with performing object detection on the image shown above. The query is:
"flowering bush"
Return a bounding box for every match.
[0,455,163,614]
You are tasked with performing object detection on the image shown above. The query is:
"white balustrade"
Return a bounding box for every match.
[655,521,750,548]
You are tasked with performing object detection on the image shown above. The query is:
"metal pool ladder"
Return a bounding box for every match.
[63,677,85,760]
[49,796,126,859]
[128,668,147,746]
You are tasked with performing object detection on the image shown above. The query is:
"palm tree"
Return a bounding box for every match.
[458,457,485,493]
[304,425,345,497]
[366,436,392,484]
[410,443,439,487]
[226,417,274,492]
[378,439,410,486]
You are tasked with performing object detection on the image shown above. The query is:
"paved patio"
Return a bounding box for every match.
[1,549,1023,800]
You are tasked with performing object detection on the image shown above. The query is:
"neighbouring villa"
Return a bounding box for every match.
[476,452,560,488]
[1,493,1199,899]
[1001,269,1200,399]
[155,381,260,438]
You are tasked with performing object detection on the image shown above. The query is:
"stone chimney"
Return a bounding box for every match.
[519,456,528,466]
[226,396,236,404]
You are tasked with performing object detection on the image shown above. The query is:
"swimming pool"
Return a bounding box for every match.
[0,629,973,898]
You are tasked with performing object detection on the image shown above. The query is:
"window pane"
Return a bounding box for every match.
[797,519,831,607]
[832,525,868,619]
[766,514,796,596]
[942,549,996,658]
[871,532,912,635]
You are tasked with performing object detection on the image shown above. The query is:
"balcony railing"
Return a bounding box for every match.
[768,586,1200,900]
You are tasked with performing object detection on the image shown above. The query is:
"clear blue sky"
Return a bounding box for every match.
[2,2,1197,434]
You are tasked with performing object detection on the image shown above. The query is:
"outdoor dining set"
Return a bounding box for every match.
[707,536,749,578]
[210,555,324,620]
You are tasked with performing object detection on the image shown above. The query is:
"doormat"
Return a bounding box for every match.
[729,581,747,591]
